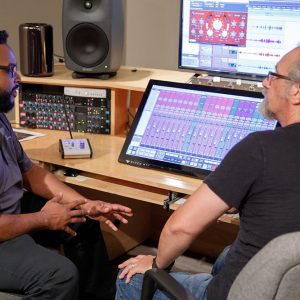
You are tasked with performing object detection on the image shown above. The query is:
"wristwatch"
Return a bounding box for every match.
[152,256,175,272]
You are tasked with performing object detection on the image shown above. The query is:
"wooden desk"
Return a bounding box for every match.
[17,66,239,258]
[20,129,239,258]
[21,129,200,202]
[18,65,200,204]
[21,129,239,222]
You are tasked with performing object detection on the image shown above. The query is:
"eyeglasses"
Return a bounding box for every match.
[0,63,17,78]
[267,71,298,83]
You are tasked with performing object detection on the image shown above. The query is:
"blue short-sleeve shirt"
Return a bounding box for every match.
[0,113,32,213]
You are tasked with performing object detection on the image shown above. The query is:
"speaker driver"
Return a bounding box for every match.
[66,23,109,68]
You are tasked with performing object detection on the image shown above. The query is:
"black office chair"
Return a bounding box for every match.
[141,268,195,300]
[141,232,300,300]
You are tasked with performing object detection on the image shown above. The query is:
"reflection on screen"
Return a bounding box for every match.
[179,0,300,78]
[125,84,277,174]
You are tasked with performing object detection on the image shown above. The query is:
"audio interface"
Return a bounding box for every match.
[19,84,111,134]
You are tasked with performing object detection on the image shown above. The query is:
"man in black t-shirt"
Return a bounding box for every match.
[116,46,300,300]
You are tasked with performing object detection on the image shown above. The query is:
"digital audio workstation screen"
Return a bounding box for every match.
[179,0,300,78]
[119,80,277,177]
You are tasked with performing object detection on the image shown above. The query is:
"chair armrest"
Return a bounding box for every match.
[141,269,195,300]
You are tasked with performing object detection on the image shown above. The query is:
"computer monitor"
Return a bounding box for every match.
[179,0,300,80]
[118,80,277,177]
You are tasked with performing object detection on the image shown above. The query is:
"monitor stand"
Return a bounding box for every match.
[72,71,117,80]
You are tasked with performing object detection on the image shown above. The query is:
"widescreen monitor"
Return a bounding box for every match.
[179,0,300,80]
[118,80,277,178]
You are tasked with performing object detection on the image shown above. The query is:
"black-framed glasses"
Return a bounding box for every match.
[0,63,17,78]
[267,71,298,83]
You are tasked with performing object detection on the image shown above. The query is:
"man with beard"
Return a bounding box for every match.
[116,46,300,300]
[0,30,133,300]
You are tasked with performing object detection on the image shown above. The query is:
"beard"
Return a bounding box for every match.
[259,91,276,120]
[0,85,19,113]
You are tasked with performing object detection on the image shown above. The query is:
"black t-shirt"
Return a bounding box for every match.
[0,113,32,214]
[205,123,300,300]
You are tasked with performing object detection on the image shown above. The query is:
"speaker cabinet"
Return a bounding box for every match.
[62,0,124,79]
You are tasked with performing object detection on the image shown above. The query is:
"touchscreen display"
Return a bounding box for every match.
[119,80,277,177]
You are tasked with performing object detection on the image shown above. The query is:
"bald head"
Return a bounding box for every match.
[280,47,300,82]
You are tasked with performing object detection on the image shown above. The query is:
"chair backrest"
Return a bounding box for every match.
[227,232,300,300]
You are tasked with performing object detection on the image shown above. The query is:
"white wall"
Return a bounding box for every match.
[1,0,181,70]
[125,0,180,70]
[1,0,64,68]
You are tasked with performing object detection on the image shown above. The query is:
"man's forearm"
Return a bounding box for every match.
[23,164,84,202]
[155,224,195,269]
[0,212,46,241]
[155,184,229,269]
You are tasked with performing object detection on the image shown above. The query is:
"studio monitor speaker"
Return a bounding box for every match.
[62,0,124,79]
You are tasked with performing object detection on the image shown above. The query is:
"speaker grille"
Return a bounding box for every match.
[66,23,109,68]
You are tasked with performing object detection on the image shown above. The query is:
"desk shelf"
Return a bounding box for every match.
[54,169,168,206]
[16,65,192,136]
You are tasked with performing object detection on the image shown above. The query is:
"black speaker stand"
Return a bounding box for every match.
[72,71,117,80]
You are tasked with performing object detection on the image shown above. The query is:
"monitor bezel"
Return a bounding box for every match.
[118,79,272,178]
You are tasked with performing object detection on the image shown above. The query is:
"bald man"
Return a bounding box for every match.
[116,46,300,300]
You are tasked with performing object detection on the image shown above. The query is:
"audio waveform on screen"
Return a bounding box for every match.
[237,64,271,71]
[238,51,281,57]
[249,25,283,31]
[247,38,282,44]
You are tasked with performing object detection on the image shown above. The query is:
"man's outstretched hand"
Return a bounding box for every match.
[82,200,133,231]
